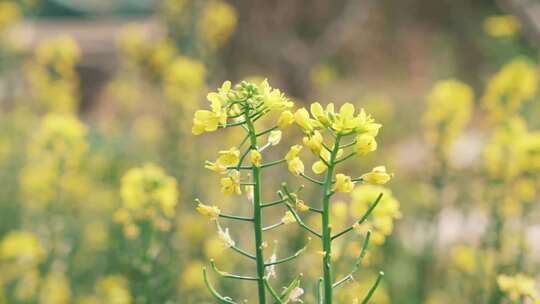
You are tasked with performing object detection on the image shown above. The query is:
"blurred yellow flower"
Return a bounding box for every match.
[450,245,477,274]
[163,56,206,110]
[0,1,20,31]
[351,185,401,245]
[497,273,538,301]
[482,58,537,121]
[198,0,238,49]
[95,275,132,304]
[0,231,45,266]
[423,79,473,157]
[483,15,521,38]
[39,271,71,304]
[27,36,81,113]
[120,163,179,220]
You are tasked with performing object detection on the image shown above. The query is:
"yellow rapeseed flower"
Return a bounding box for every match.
[95,275,132,304]
[355,134,377,156]
[497,273,538,301]
[0,1,20,31]
[482,58,537,121]
[361,166,393,185]
[120,163,179,219]
[198,0,238,50]
[483,15,521,38]
[250,149,262,167]
[423,79,473,157]
[333,173,354,193]
[277,110,295,128]
[196,202,221,220]
[221,170,241,195]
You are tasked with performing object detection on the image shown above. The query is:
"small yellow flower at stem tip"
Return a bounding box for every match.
[295,199,310,212]
[285,145,303,161]
[334,173,354,192]
[196,201,221,220]
[312,160,327,174]
[294,108,314,132]
[281,211,297,224]
[277,110,294,128]
[355,134,377,156]
[361,166,393,185]
[221,170,242,195]
[303,130,323,154]
[288,157,304,175]
[250,150,262,167]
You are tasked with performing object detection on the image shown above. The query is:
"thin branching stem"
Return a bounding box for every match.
[331,193,383,240]
[264,245,308,266]
[210,260,259,281]
[261,159,286,168]
[361,272,384,304]
[261,198,287,208]
[256,125,279,137]
[334,152,355,164]
[231,245,257,260]
[219,213,254,222]
[262,222,284,231]
[300,173,324,185]
[202,267,238,304]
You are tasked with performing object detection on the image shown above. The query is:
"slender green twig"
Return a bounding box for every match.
[334,152,355,164]
[219,213,254,222]
[300,173,324,185]
[210,260,259,281]
[264,244,308,266]
[280,191,322,238]
[331,193,383,240]
[261,198,287,208]
[263,279,284,303]
[203,267,238,304]
[256,125,279,137]
[262,222,284,231]
[361,272,384,304]
[261,159,286,168]
[231,245,257,260]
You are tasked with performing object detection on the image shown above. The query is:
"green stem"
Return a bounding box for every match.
[321,134,341,304]
[245,110,267,304]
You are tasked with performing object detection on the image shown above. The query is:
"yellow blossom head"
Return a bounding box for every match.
[361,166,393,185]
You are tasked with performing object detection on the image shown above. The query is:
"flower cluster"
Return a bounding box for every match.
[0,1,20,32]
[26,36,81,113]
[423,79,473,158]
[116,163,179,237]
[19,114,88,210]
[286,102,391,187]
[482,58,538,122]
[497,273,538,302]
[198,0,238,50]
[192,79,292,135]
